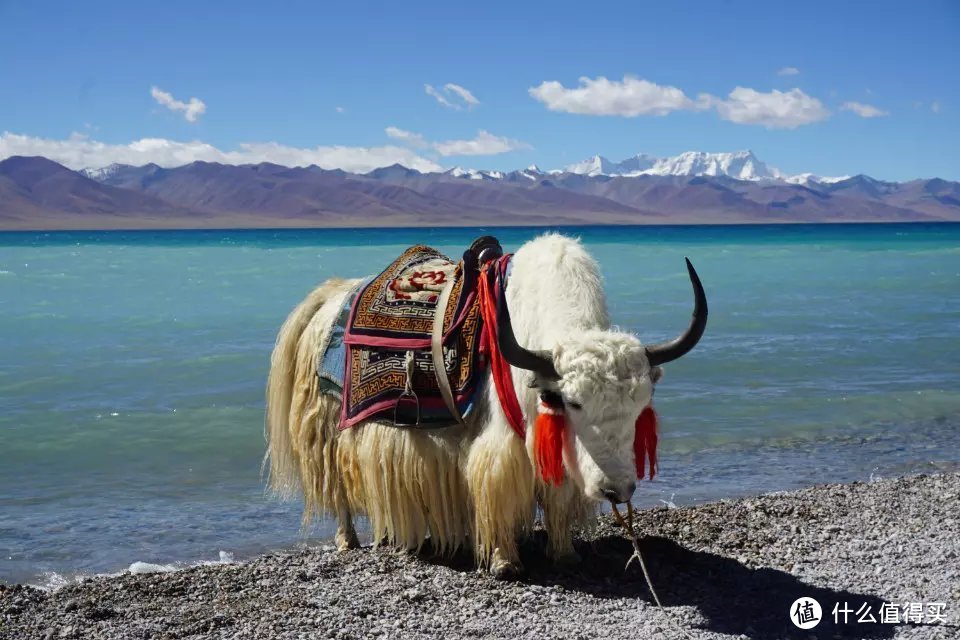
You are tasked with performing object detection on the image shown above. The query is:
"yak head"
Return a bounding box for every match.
[497,258,707,505]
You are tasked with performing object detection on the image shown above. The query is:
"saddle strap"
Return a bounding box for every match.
[431,269,464,424]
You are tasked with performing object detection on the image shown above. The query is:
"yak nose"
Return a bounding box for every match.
[602,482,636,504]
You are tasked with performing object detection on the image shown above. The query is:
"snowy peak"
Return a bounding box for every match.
[444,166,470,178]
[613,153,659,175]
[563,150,851,183]
[518,165,545,180]
[782,172,850,185]
[444,166,503,181]
[80,163,134,181]
[564,155,618,177]
[565,150,780,181]
[646,150,777,181]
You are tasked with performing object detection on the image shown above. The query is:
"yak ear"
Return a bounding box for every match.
[528,370,562,390]
[650,366,664,384]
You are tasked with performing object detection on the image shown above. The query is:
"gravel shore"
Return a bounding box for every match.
[3,473,958,639]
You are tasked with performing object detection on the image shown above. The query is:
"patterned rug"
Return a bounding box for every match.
[335,245,486,429]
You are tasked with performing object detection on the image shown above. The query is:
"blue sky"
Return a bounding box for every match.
[1,0,957,180]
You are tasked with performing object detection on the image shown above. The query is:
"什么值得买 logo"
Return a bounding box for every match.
[790,597,822,629]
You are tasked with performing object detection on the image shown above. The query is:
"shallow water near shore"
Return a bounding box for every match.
[2,223,959,587]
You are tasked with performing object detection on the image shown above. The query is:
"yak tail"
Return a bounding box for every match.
[263,277,351,500]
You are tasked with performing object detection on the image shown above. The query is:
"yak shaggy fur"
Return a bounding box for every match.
[264,234,651,573]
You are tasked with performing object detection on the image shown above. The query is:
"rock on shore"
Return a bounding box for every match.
[2,473,958,639]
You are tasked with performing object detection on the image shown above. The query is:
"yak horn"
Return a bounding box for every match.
[645,258,708,367]
[494,271,560,381]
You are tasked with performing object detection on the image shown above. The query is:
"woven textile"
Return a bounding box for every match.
[338,245,485,429]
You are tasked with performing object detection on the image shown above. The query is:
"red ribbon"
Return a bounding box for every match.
[477,256,526,440]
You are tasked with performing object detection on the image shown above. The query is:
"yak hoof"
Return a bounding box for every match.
[335,529,360,552]
[491,558,524,580]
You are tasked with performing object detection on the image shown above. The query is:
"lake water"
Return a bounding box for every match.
[2,223,958,587]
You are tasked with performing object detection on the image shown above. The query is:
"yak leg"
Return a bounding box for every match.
[466,411,535,579]
[540,481,584,568]
[334,483,360,551]
[335,516,359,551]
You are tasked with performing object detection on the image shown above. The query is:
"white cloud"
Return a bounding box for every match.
[444,83,479,106]
[840,101,889,118]
[704,87,830,129]
[777,67,800,76]
[931,101,941,114]
[424,83,480,109]
[528,75,698,117]
[335,106,345,113]
[0,131,443,173]
[432,130,529,156]
[150,86,206,123]
[384,126,428,148]
[529,74,834,129]
[385,127,529,157]
[425,84,455,109]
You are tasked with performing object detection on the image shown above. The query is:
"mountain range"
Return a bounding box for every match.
[561,151,847,184]
[1,152,958,230]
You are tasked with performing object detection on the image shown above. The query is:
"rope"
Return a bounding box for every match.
[610,501,696,640]
[403,350,415,395]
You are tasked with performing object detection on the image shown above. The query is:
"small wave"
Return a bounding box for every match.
[129,548,239,574]
[128,561,180,575]
[197,550,237,567]
[659,493,678,509]
[28,549,239,590]
[36,571,70,591]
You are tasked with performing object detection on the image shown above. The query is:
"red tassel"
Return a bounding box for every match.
[534,410,566,485]
[634,406,658,480]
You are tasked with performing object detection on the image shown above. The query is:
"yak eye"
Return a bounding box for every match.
[567,401,583,411]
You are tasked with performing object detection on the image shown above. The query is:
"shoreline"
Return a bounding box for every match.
[2,220,959,234]
[2,474,957,639]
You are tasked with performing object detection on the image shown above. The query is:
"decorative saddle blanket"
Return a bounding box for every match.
[318,241,496,429]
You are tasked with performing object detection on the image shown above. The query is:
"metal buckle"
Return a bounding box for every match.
[394,390,421,427]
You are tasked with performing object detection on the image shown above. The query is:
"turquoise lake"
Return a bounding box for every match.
[1,223,958,586]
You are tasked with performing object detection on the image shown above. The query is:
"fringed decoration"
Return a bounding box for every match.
[634,405,658,480]
[477,257,526,440]
[534,400,566,485]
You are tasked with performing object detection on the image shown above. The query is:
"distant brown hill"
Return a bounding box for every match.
[0,156,201,229]
[1,156,957,230]
[90,160,661,226]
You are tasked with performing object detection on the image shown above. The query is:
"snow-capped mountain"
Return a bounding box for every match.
[560,150,848,184]
[783,172,850,185]
[565,150,778,181]
[564,154,659,177]
[9,154,957,231]
[78,151,846,186]
[648,151,777,181]
[79,163,127,181]
[517,165,543,180]
[444,166,505,181]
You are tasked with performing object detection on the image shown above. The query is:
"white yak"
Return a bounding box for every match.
[264,234,707,577]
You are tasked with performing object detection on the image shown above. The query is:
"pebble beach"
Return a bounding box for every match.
[2,473,957,640]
